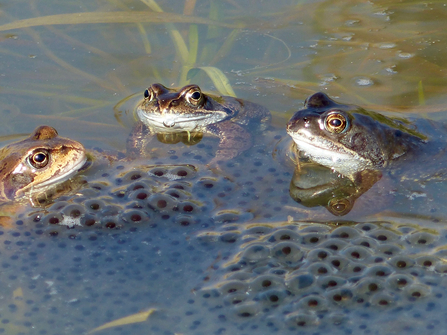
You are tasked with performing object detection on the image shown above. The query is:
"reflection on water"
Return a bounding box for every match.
[289,162,382,216]
[1,0,447,334]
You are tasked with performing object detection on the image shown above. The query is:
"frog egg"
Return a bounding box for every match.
[99,216,122,229]
[294,294,329,312]
[330,226,361,240]
[416,255,439,268]
[356,222,379,232]
[42,212,64,226]
[285,311,319,328]
[249,275,285,292]
[147,193,178,212]
[307,262,333,276]
[268,229,301,243]
[80,213,97,227]
[241,244,271,262]
[317,276,347,290]
[351,236,379,249]
[178,201,199,214]
[368,229,400,243]
[306,248,334,262]
[119,209,149,224]
[325,288,354,306]
[62,204,86,219]
[319,239,349,251]
[233,301,259,318]
[341,262,366,276]
[365,265,393,278]
[376,243,403,257]
[218,281,248,296]
[223,292,248,306]
[270,241,304,267]
[327,256,351,271]
[169,165,197,179]
[254,288,288,305]
[370,292,395,307]
[404,283,431,301]
[388,255,415,270]
[174,215,196,227]
[354,277,384,296]
[129,189,151,201]
[406,232,438,246]
[83,199,106,213]
[341,245,373,262]
[163,188,189,201]
[386,274,414,291]
[300,232,327,245]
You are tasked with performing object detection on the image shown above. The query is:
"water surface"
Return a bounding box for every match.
[1,0,447,334]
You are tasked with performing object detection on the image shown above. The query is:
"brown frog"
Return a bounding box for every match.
[127,83,270,164]
[0,125,87,202]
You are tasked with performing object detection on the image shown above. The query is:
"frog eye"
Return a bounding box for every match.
[186,89,203,106]
[327,197,353,216]
[28,149,50,169]
[324,111,348,134]
[143,88,155,101]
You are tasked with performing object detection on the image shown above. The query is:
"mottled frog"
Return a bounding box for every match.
[127,83,270,163]
[286,92,429,178]
[0,125,87,202]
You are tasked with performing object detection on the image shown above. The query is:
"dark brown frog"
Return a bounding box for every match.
[127,83,270,164]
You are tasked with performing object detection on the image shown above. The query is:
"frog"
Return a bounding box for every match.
[286,92,431,178]
[126,83,271,164]
[0,125,87,202]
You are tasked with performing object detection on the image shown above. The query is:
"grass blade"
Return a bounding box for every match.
[0,11,236,32]
[88,309,156,334]
[188,66,236,97]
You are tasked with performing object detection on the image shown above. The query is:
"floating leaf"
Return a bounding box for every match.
[88,308,156,334]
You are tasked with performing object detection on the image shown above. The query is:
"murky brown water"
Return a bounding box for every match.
[1,0,447,334]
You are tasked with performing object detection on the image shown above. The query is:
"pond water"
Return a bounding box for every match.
[1,0,447,334]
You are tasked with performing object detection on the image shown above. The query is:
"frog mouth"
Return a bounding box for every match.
[288,132,371,175]
[138,113,213,128]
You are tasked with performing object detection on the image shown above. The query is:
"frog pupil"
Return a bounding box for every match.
[330,119,342,127]
[144,89,149,99]
[191,91,201,100]
[34,153,46,163]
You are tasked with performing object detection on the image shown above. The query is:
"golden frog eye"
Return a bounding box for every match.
[324,111,348,134]
[327,197,352,216]
[28,149,50,169]
[185,88,203,106]
[143,87,155,101]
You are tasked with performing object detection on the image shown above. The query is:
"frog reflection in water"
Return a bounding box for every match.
[127,83,271,164]
[0,125,87,202]
[286,92,433,216]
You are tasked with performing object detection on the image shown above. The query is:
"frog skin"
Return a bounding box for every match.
[127,83,271,163]
[0,125,87,202]
[286,92,428,178]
